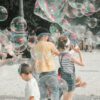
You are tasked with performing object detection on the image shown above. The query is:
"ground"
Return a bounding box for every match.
[0,49,100,100]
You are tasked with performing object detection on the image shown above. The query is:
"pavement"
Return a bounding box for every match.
[0,49,100,100]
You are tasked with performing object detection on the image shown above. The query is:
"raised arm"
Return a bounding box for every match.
[71,47,84,66]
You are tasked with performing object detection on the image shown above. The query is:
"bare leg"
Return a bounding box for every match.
[76,77,87,88]
[63,92,74,100]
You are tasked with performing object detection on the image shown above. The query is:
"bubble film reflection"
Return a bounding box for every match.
[34,0,100,34]
[11,34,28,53]
[68,0,85,9]
[10,17,27,33]
[0,6,8,21]
[87,17,97,28]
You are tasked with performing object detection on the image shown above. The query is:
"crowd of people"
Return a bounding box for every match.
[0,28,87,100]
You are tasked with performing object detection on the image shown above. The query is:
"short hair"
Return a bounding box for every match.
[58,35,68,49]
[18,63,32,75]
[35,27,50,40]
[35,27,49,36]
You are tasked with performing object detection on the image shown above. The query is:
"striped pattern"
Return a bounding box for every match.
[59,52,75,74]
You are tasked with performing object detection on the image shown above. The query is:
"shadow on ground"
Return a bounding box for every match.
[0,95,25,100]
[74,95,100,100]
[0,95,100,100]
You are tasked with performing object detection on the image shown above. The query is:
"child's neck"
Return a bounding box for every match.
[27,74,33,81]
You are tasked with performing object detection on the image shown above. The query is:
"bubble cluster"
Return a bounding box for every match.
[34,0,100,34]
[0,6,8,21]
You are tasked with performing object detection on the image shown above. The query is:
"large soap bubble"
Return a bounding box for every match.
[34,1,51,22]
[0,6,8,21]
[10,16,27,33]
[36,0,65,22]
[34,0,99,35]
[10,33,28,53]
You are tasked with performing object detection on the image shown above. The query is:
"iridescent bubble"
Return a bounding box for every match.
[34,0,98,34]
[37,0,65,22]
[0,6,8,21]
[49,23,61,34]
[68,0,86,9]
[81,1,96,16]
[34,1,51,22]
[63,4,76,18]
[10,16,27,33]
[87,17,97,28]
[92,0,100,12]
[11,33,28,53]
[58,15,77,33]
[72,8,83,18]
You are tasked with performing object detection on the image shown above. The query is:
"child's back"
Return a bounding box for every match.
[25,77,40,100]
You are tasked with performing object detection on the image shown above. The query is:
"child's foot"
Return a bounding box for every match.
[76,82,87,88]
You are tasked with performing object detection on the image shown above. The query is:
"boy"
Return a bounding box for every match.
[18,63,40,100]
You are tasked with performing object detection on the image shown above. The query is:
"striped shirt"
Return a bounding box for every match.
[59,52,75,74]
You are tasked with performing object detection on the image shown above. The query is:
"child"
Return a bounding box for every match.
[18,63,40,100]
[58,35,84,100]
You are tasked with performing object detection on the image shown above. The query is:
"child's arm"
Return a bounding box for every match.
[29,96,34,100]
[51,43,60,56]
[71,47,84,66]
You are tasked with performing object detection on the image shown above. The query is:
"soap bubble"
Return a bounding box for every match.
[0,6,8,21]
[87,17,97,28]
[34,1,51,22]
[36,0,65,22]
[10,16,27,33]
[81,1,96,16]
[63,4,76,18]
[68,0,86,9]
[10,33,28,53]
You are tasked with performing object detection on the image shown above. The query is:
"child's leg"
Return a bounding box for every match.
[76,77,87,87]
[63,92,74,100]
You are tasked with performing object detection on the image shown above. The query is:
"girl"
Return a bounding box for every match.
[58,35,84,100]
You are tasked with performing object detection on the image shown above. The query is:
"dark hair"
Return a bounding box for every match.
[58,35,68,49]
[35,27,49,36]
[18,63,32,75]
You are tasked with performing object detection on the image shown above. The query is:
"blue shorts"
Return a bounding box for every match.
[61,72,76,92]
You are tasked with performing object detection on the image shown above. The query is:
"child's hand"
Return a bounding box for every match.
[73,47,81,53]
[73,46,80,53]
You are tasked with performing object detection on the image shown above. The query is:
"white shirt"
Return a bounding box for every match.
[25,77,40,100]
